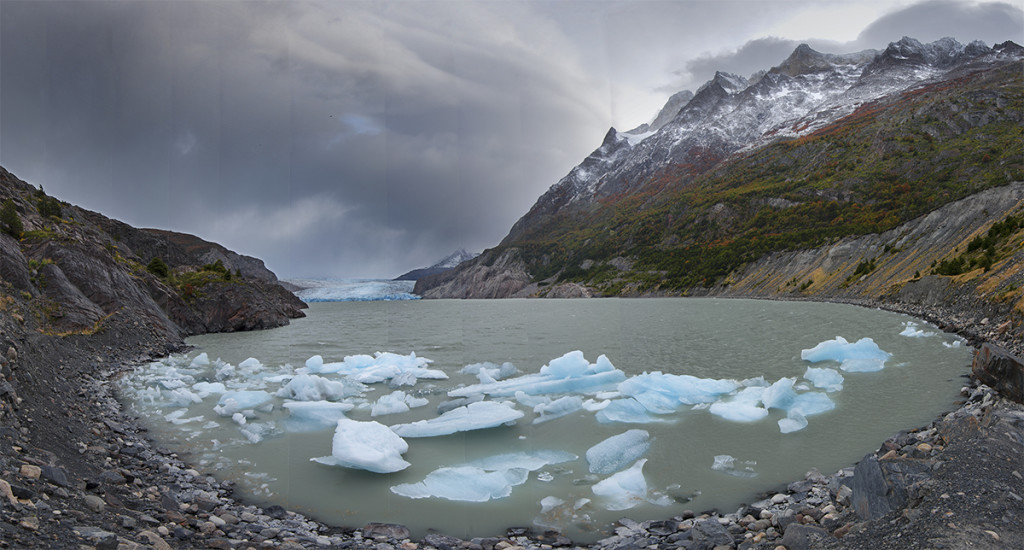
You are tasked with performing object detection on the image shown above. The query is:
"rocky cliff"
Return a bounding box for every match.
[0,166,305,339]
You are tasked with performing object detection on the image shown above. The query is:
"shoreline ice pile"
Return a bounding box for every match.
[120,323,955,519]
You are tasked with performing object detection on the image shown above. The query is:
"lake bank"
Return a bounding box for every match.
[0,295,1021,549]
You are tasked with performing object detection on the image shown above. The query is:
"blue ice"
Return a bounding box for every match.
[448,352,626,399]
[282,401,354,432]
[595,398,664,424]
[619,372,739,411]
[391,466,529,502]
[708,386,769,422]
[532,396,584,424]
[591,459,672,511]
[276,374,366,401]
[371,391,429,417]
[215,390,272,416]
[390,400,524,437]
[803,367,844,391]
[586,430,651,474]
[801,336,891,372]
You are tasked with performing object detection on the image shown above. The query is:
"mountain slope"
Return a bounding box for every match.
[394,248,479,281]
[417,37,1023,303]
[0,166,305,338]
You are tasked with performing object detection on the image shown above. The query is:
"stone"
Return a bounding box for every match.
[972,343,1024,404]
[40,464,71,488]
[19,464,41,479]
[83,494,106,512]
[780,524,831,550]
[0,479,17,505]
[423,533,465,550]
[98,470,127,485]
[264,504,288,519]
[690,518,733,547]
[364,522,411,540]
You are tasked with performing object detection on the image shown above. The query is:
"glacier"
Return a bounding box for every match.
[290,279,420,302]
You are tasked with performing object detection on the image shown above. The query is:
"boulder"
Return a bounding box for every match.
[972,343,1024,403]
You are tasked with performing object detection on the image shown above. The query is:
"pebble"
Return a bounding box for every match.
[19,464,41,479]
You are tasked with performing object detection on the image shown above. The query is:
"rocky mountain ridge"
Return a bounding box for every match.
[500,37,1023,245]
[394,248,480,281]
[418,36,1024,322]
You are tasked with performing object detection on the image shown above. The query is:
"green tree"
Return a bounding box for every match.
[1,199,23,238]
[146,256,169,278]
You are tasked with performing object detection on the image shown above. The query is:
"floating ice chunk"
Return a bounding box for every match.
[708,393,769,423]
[232,412,247,426]
[276,374,366,401]
[789,392,835,416]
[465,450,577,472]
[533,396,583,424]
[164,409,204,425]
[390,401,524,437]
[595,398,663,424]
[803,367,844,392]
[371,391,429,417]
[760,378,797,410]
[942,340,963,348]
[215,363,235,381]
[437,394,483,415]
[192,381,227,398]
[779,411,808,433]
[189,352,210,368]
[515,391,551,408]
[591,459,670,511]
[462,362,518,383]
[164,388,202,407]
[619,372,739,410]
[238,422,275,444]
[311,418,410,473]
[900,322,936,338]
[239,357,262,370]
[448,352,626,398]
[582,399,611,411]
[711,455,758,477]
[282,401,354,431]
[215,390,273,416]
[586,430,651,474]
[391,466,528,501]
[801,336,891,372]
[540,496,565,513]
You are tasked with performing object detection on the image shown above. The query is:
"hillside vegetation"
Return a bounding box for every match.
[506,61,1023,296]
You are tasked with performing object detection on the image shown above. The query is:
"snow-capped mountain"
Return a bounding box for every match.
[503,37,1023,244]
[394,248,480,281]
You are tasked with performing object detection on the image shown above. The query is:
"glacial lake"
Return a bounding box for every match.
[120,298,971,542]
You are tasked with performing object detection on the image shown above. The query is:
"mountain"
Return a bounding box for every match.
[415,37,1024,323]
[394,248,480,280]
[0,166,306,338]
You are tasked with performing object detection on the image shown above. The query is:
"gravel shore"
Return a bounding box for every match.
[1,303,1021,550]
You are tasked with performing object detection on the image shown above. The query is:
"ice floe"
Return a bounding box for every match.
[390,401,524,437]
[801,336,892,372]
[591,459,672,511]
[311,418,410,473]
[586,430,651,474]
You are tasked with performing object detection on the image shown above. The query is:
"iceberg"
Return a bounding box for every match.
[391,449,573,502]
[532,395,583,424]
[760,378,797,410]
[448,351,626,398]
[461,362,518,383]
[311,418,410,473]
[189,352,210,368]
[192,381,227,398]
[711,455,758,477]
[371,390,429,417]
[391,466,529,501]
[789,392,835,416]
[708,386,768,422]
[803,367,844,392]
[801,336,891,372]
[390,401,524,437]
[276,374,366,401]
[778,411,808,433]
[595,398,664,424]
[591,459,670,511]
[215,390,273,416]
[303,352,447,385]
[586,430,651,474]
[282,401,354,431]
[618,372,739,411]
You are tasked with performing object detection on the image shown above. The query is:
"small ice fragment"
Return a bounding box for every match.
[711,454,758,477]
[189,353,210,368]
[760,378,797,410]
[803,367,844,392]
[282,400,354,431]
[238,357,262,370]
[533,396,583,424]
[390,466,528,501]
[595,398,662,424]
[215,390,272,416]
[789,392,835,416]
[779,411,808,433]
[540,496,565,512]
[708,386,768,422]
[591,459,669,511]
[586,430,651,474]
[537,472,554,482]
[899,322,935,338]
[311,418,410,473]
[801,336,891,372]
[276,374,366,401]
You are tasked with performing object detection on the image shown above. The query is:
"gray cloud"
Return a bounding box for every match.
[2,1,1019,279]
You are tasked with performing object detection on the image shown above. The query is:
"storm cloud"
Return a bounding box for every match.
[1,1,1021,278]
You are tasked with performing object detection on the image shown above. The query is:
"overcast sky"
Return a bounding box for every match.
[1,0,1021,278]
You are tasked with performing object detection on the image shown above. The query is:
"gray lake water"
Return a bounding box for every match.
[120,298,971,542]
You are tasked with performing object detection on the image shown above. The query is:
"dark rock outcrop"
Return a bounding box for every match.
[972,343,1024,403]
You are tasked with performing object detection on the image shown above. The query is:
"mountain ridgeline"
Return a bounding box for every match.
[415,37,1024,333]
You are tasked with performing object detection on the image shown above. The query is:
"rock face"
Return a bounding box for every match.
[0,166,305,338]
[414,248,534,299]
[972,343,1024,403]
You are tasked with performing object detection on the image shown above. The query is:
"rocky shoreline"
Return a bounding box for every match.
[0,297,1020,550]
